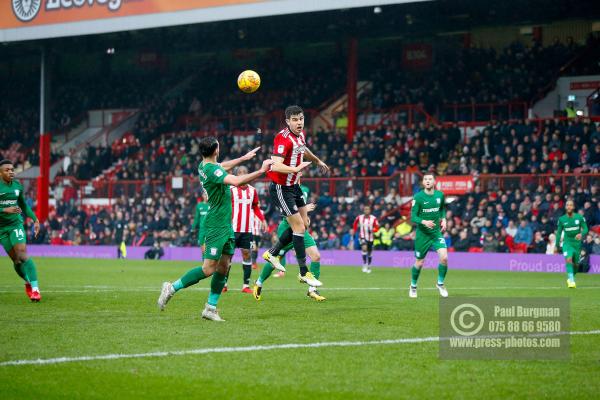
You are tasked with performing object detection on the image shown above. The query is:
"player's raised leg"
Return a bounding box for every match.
[254,248,288,300]
[158,261,214,310]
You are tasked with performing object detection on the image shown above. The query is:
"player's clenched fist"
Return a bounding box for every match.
[260,159,274,172]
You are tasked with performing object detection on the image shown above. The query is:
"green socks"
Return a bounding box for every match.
[310,261,321,280]
[256,257,319,286]
[566,263,575,281]
[438,263,448,285]
[207,271,227,306]
[411,266,421,287]
[257,263,275,285]
[22,259,38,288]
[13,263,26,281]
[173,267,207,291]
[411,264,447,286]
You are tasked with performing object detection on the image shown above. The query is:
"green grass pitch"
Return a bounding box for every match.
[1,258,600,399]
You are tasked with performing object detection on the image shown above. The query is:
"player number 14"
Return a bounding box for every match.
[13,228,25,239]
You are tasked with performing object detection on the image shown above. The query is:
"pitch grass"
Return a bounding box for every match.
[1,258,600,399]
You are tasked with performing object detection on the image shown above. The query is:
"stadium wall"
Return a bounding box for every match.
[26,245,600,274]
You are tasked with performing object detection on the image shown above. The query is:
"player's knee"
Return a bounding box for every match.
[440,255,448,265]
[415,260,424,268]
[309,251,320,263]
[293,226,306,234]
[566,257,573,264]
[16,252,28,264]
[241,249,251,261]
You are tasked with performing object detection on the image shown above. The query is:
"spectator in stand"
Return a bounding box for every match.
[546,233,557,255]
[506,220,518,237]
[514,220,533,246]
[482,232,499,253]
[592,235,600,255]
[470,210,488,228]
[453,229,470,252]
[393,216,413,250]
[529,231,547,253]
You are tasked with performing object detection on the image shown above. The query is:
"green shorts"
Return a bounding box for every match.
[562,243,581,264]
[0,224,27,253]
[277,219,316,253]
[203,227,235,260]
[197,229,206,246]
[414,230,446,260]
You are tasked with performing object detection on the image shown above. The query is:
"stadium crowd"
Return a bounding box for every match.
[2,35,598,257]
[30,173,600,259]
[55,115,600,186]
[361,37,586,118]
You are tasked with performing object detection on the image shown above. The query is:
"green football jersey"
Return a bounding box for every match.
[301,185,310,204]
[411,189,445,234]
[192,201,210,231]
[0,179,36,228]
[555,213,588,248]
[198,162,232,229]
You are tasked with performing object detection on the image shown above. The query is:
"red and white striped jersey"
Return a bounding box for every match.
[230,185,265,233]
[267,128,306,186]
[353,214,380,241]
[251,210,263,236]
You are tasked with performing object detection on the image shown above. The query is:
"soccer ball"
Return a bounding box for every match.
[237,70,261,93]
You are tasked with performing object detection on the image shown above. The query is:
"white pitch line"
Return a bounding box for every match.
[1,330,599,367]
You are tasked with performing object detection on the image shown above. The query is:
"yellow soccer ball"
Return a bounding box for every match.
[237,70,261,93]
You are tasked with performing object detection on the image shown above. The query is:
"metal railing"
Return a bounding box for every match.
[19,173,599,211]
[477,173,599,193]
[439,102,529,123]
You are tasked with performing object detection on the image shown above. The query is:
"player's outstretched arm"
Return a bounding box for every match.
[221,147,261,172]
[224,160,273,187]
[270,155,312,174]
[304,147,329,174]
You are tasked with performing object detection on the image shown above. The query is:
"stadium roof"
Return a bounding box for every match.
[0,0,429,43]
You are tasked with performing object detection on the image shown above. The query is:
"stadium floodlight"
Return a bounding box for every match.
[374,6,382,14]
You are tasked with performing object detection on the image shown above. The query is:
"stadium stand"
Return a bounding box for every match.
[3,30,600,254]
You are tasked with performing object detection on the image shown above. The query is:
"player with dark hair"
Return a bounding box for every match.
[157,139,272,321]
[555,200,588,288]
[0,160,41,302]
[353,205,379,273]
[263,105,328,288]
[409,173,449,299]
